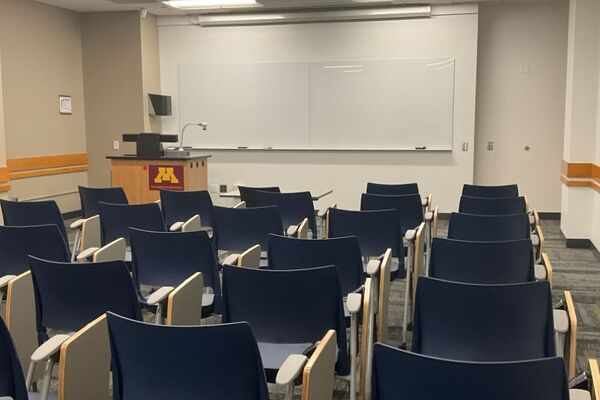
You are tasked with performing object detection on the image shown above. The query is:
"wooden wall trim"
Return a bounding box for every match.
[6,153,88,180]
[561,161,600,194]
[0,166,9,183]
[0,184,11,192]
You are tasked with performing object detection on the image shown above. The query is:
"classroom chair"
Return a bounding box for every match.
[366,182,432,214]
[372,344,570,400]
[412,278,562,362]
[459,195,528,215]
[107,314,269,400]
[77,202,168,262]
[256,191,317,238]
[159,189,213,232]
[447,212,545,263]
[0,200,70,257]
[327,207,424,343]
[212,205,284,267]
[238,185,281,208]
[462,183,519,198]
[221,265,360,400]
[428,237,553,284]
[267,234,392,342]
[69,186,128,260]
[0,316,27,400]
[360,192,439,268]
[25,257,142,400]
[129,228,218,321]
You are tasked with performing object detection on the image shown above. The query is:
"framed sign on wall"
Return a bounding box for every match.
[59,95,72,115]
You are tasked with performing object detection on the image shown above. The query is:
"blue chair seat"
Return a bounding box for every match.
[257,342,314,371]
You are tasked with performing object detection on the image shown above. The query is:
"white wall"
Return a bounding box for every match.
[475,2,568,212]
[158,5,478,211]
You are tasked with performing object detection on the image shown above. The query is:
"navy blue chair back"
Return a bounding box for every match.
[0,225,70,277]
[412,277,555,361]
[255,191,317,236]
[267,234,364,295]
[360,193,423,236]
[107,313,269,400]
[372,344,568,400]
[160,189,213,228]
[0,317,27,400]
[98,202,165,246]
[212,206,283,252]
[238,186,280,208]
[221,265,349,375]
[447,212,531,241]
[78,186,128,218]
[429,238,535,284]
[329,208,404,276]
[29,257,142,339]
[0,199,68,249]
[129,228,220,298]
[462,183,519,198]
[366,182,419,196]
[459,195,527,215]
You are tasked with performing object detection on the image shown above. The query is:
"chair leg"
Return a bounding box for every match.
[350,313,358,400]
[71,229,81,262]
[424,220,431,276]
[284,382,294,400]
[402,244,414,349]
[154,303,163,325]
[25,361,36,390]
[40,359,54,400]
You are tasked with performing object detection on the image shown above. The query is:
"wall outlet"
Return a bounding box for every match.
[219,184,228,193]
[461,142,469,152]
[113,140,120,150]
[520,64,531,74]
[487,141,494,151]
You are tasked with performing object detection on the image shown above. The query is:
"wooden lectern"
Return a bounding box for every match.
[107,154,211,204]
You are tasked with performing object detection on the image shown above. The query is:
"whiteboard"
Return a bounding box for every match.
[178,57,455,150]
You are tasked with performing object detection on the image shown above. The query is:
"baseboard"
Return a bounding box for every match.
[62,210,82,220]
[538,212,561,220]
[565,239,592,249]
[438,212,560,220]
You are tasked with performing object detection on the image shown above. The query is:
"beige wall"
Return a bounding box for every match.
[81,11,145,187]
[475,2,568,212]
[0,0,87,211]
[0,51,6,167]
[141,14,163,133]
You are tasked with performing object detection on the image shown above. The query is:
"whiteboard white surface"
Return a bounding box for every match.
[178,58,455,150]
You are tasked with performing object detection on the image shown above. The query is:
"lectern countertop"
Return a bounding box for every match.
[106,153,211,161]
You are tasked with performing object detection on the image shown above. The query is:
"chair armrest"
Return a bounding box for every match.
[169,222,185,232]
[0,275,17,289]
[529,214,535,225]
[590,359,600,400]
[554,309,569,334]
[146,286,175,305]
[69,219,86,230]
[421,197,428,207]
[534,264,547,281]
[531,234,540,247]
[346,293,362,314]
[404,229,417,242]
[31,334,71,362]
[276,354,308,386]
[542,253,553,287]
[366,260,380,276]
[76,247,100,261]
[287,225,299,237]
[0,397,15,400]
[569,390,591,400]
[424,211,433,221]
[222,253,240,266]
[233,201,246,209]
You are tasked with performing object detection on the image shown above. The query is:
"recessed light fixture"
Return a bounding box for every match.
[163,0,257,10]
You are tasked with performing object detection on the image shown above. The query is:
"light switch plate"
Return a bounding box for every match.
[113,140,120,150]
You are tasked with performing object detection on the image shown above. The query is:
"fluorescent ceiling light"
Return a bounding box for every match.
[164,0,257,9]
[192,6,431,27]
